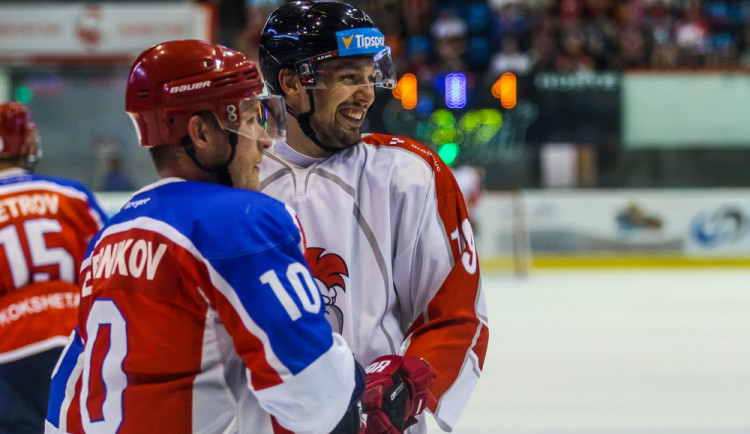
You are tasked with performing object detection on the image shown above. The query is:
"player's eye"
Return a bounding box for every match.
[242,113,256,125]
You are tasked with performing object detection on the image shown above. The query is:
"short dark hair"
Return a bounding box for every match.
[148,112,220,171]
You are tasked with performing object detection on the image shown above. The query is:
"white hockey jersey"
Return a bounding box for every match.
[259,134,489,431]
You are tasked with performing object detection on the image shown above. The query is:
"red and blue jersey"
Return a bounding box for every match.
[0,168,105,363]
[0,168,104,294]
[46,178,357,434]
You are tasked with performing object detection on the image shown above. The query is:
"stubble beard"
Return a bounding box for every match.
[311,117,362,151]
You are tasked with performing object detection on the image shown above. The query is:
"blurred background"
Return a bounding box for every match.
[3,0,750,271]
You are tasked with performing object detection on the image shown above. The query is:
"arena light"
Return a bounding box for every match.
[445,73,467,109]
[492,72,516,109]
[438,142,460,166]
[14,86,32,104]
[456,108,502,144]
[430,109,456,144]
[392,73,418,110]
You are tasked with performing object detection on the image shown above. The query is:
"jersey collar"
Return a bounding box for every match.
[0,167,29,179]
[271,139,326,168]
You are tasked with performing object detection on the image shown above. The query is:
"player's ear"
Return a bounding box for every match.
[279,68,307,114]
[279,68,300,95]
[186,115,210,149]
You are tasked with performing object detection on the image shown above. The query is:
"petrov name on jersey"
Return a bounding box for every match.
[336,28,386,56]
[82,238,168,295]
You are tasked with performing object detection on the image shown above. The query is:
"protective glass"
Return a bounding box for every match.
[223,95,287,140]
[295,47,396,90]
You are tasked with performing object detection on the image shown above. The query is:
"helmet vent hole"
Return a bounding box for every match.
[214,73,238,87]
[213,68,260,88]
[204,60,214,68]
[137,90,149,98]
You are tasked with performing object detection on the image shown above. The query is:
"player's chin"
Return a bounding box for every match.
[246,179,261,191]
[336,130,362,149]
[236,173,261,191]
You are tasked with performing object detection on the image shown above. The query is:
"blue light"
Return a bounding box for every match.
[445,73,467,109]
[416,94,434,116]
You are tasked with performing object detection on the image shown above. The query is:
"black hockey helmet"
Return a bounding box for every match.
[259,1,396,95]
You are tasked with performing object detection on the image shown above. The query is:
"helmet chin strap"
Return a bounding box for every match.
[287,89,342,154]
[180,131,238,187]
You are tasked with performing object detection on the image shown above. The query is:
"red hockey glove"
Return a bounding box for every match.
[362,355,435,433]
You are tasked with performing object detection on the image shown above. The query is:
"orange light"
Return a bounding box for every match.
[492,72,516,109]
[392,73,417,110]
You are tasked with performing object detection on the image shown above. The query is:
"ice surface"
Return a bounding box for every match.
[427,269,750,433]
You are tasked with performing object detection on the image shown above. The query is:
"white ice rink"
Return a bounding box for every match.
[426,269,750,434]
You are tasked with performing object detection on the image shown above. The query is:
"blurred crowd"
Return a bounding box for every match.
[223,0,750,84]
[391,0,750,81]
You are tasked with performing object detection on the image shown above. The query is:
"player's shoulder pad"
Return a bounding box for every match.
[361,133,453,179]
[123,181,301,258]
[22,174,106,216]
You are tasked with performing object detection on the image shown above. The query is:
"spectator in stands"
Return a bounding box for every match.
[616,23,651,68]
[490,36,533,76]
[527,13,558,72]
[556,26,596,72]
[674,3,711,65]
[431,8,469,73]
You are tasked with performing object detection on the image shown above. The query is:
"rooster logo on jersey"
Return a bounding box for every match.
[305,247,348,334]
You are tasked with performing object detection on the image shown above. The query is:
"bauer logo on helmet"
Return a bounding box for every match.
[168,80,211,94]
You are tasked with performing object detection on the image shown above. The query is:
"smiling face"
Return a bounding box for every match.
[304,57,378,150]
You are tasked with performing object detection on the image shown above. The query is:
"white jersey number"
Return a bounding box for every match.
[451,218,477,274]
[260,262,322,321]
[0,218,75,287]
[81,299,128,434]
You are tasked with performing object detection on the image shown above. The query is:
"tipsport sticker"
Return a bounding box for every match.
[336,28,386,56]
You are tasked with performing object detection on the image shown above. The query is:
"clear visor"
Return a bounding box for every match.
[223,95,286,140]
[295,47,396,89]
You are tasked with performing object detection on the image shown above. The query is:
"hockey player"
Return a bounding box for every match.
[45,40,363,434]
[258,2,489,432]
[0,102,106,434]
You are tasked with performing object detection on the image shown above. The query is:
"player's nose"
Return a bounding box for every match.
[354,84,375,104]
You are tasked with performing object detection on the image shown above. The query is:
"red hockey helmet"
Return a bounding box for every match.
[0,102,39,159]
[126,39,285,147]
